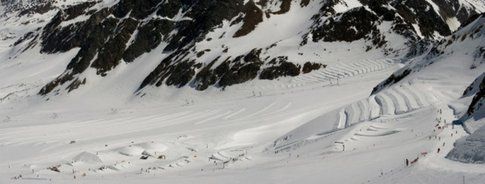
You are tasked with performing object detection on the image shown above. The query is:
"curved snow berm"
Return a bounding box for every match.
[270,13,485,155]
[370,13,485,164]
[270,83,438,153]
[0,0,481,97]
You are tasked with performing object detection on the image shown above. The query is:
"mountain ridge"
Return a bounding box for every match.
[0,0,482,98]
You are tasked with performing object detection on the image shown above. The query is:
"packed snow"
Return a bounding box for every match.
[1,49,484,183]
[0,1,484,184]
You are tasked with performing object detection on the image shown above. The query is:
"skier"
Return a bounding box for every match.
[405,159,409,166]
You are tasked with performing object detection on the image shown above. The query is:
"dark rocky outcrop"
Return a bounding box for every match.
[272,0,292,15]
[312,7,379,42]
[140,49,263,91]
[163,0,245,51]
[138,49,198,89]
[218,57,262,87]
[302,62,325,74]
[38,0,247,94]
[305,0,481,57]
[91,18,139,76]
[123,19,173,63]
[260,57,300,80]
[464,74,485,119]
[191,59,220,91]
[391,0,451,37]
[446,74,485,164]
[371,69,411,95]
[233,0,263,37]
[300,0,311,7]
[3,0,479,95]
[371,14,484,95]
[63,2,97,21]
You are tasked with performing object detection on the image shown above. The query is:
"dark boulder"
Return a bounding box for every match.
[260,56,301,80]
[302,62,325,74]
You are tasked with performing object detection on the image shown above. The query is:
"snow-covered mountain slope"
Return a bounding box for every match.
[271,13,485,183]
[446,73,485,164]
[457,72,485,133]
[0,1,484,184]
[372,12,485,121]
[371,13,485,165]
[373,13,485,95]
[0,0,482,100]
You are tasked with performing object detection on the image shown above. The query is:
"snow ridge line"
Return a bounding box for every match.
[273,84,439,153]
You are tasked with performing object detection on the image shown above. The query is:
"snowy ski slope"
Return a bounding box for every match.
[0,1,484,184]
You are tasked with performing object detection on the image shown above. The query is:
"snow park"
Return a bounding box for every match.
[0,0,484,183]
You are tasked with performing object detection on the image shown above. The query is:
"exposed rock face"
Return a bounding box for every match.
[371,69,411,95]
[260,56,300,80]
[312,7,379,42]
[302,62,325,74]
[138,48,199,89]
[372,14,485,94]
[233,0,263,38]
[392,0,451,37]
[34,0,254,94]
[466,76,484,118]
[2,0,481,96]
[458,72,485,129]
[123,19,173,63]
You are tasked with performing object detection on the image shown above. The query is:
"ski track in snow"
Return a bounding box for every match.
[0,1,484,183]
[0,58,403,179]
[0,55,484,183]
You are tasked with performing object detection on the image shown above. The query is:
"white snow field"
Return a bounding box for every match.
[0,2,484,184]
[1,53,484,184]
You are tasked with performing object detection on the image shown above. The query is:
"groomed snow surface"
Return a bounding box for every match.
[1,53,484,183]
[0,5,484,183]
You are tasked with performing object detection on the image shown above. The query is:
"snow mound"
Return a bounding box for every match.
[72,151,102,164]
[117,146,145,157]
[271,83,438,153]
[135,142,168,155]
